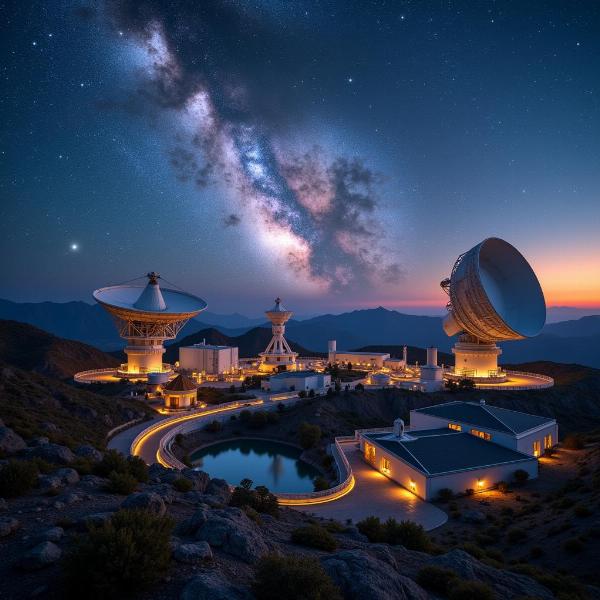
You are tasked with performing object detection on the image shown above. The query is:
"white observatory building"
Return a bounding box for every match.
[441,238,549,386]
[259,298,298,372]
[88,272,207,382]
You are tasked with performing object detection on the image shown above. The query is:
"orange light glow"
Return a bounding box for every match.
[409,480,416,491]
[477,478,484,488]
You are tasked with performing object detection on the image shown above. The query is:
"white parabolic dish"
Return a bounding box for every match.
[443,237,546,341]
[93,285,207,318]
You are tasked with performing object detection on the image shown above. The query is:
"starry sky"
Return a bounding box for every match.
[2,1,599,315]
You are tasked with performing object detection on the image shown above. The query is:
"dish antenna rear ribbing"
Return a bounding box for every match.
[441,238,546,380]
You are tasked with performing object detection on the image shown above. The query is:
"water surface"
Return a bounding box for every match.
[191,438,321,493]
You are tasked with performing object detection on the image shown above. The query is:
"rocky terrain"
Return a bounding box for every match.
[3,435,596,600]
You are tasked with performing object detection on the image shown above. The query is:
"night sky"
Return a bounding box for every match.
[2,1,599,315]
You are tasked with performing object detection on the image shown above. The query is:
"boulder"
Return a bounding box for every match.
[30,436,50,447]
[461,510,486,524]
[173,541,213,564]
[322,548,428,600]
[180,469,210,492]
[75,445,103,462]
[62,491,83,505]
[35,526,64,543]
[177,506,210,536]
[429,549,554,599]
[79,474,106,489]
[147,483,176,504]
[40,422,59,433]
[0,516,20,537]
[121,492,166,516]
[28,443,75,465]
[38,474,64,492]
[18,541,62,570]
[148,463,172,482]
[79,512,113,528]
[205,478,231,503]
[54,467,80,485]
[182,492,226,508]
[180,571,252,600]
[195,507,268,563]
[0,426,26,454]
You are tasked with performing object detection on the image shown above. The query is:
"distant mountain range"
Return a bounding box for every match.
[1,298,599,367]
[164,327,323,362]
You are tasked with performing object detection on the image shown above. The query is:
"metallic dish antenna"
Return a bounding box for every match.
[441,238,546,381]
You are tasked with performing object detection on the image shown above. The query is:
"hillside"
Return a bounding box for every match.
[0,362,153,449]
[0,320,119,380]
[165,327,324,362]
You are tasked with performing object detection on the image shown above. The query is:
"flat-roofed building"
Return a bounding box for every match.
[410,400,557,457]
[262,370,331,394]
[179,341,239,375]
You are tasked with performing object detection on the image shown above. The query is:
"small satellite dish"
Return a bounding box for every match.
[441,237,546,342]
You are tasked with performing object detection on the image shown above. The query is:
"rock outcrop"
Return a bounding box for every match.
[0,425,26,454]
[18,541,62,570]
[195,507,268,563]
[121,492,166,516]
[173,541,213,564]
[322,547,429,600]
[180,571,252,600]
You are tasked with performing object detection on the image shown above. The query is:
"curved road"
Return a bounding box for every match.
[109,406,447,531]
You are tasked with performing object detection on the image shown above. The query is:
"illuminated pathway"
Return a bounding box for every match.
[295,441,448,531]
[109,410,448,531]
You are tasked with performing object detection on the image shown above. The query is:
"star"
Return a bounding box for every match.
[70,243,79,252]
[347,77,353,83]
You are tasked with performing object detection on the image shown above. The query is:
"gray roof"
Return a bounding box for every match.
[364,430,533,476]
[269,370,321,379]
[413,401,554,434]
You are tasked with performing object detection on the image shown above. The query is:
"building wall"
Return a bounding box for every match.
[330,352,390,369]
[359,432,538,500]
[516,424,558,456]
[264,373,331,393]
[164,390,196,409]
[179,346,239,374]
[426,459,538,500]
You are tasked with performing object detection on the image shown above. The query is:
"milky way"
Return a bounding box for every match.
[107,1,402,292]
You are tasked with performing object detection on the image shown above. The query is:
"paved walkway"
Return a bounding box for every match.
[295,441,448,531]
[108,415,168,461]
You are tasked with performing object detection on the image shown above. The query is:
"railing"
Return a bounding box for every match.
[485,370,554,390]
[74,367,118,383]
[277,437,355,505]
[105,417,148,441]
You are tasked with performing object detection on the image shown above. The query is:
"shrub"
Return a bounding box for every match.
[530,546,544,558]
[465,488,474,496]
[563,434,585,450]
[357,516,430,551]
[357,516,385,543]
[0,459,39,497]
[416,566,458,595]
[291,525,338,551]
[126,456,149,483]
[321,455,334,470]
[172,477,193,493]
[230,484,279,516]
[266,411,279,424]
[514,469,529,485]
[71,457,94,476]
[249,411,268,429]
[313,476,329,492]
[252,554,342,600]
[63,509,174,599]
[563,537,584,554]
[574,504,591,517]
[323,520,345,533]
[298,390,307,398]
[437,488,454,502]
[204,420,222,433]
[460,542,486,559]
[298,422,321,449]
[95,449,129,477]
[448,580,494,600]
[497,481,510,493]
[507,528,528,544]
[106,471,138,495]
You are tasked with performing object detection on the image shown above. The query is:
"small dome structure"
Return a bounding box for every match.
[163,373,197,410]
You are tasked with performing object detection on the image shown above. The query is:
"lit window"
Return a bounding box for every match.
[381,457,391,474]
[409,479,416,492]
[543,434,553,449]
[533,440,541,457]
[448,423,462,431]
[470,429,491,441]
[365,443,376,463]
[477,478,484,488]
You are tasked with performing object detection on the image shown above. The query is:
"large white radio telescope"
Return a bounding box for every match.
[441,238,546,380]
